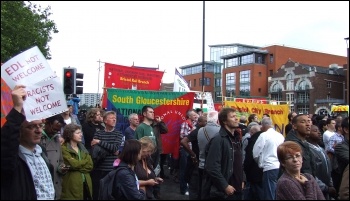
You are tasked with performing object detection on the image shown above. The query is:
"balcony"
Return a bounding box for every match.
[315,98,345,104]
[295,99,310,105]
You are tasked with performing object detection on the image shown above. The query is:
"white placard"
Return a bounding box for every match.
[1,46,55,89]
[23,76,68,122]
[173,68,190,92]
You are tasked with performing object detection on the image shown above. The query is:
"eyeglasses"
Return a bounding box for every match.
[285,154,302,161]
[25,123,45,130]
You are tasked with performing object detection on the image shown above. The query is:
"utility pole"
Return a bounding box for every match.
[97,59,103,107]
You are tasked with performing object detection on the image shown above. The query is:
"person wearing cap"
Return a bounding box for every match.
[1,85,55,200]
[40,113,68,199]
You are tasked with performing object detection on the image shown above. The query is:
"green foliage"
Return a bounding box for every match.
[1,1,58,62]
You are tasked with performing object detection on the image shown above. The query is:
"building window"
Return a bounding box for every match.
[199,78,211,86]
[286,93,295,103]
[215,91,222,102]
[194,79,196,87]
[269,70,273,76]
[239,70,250,96]
[327,94,331,100]
[215,78,221,87]
[286,73,294,90]
[188,80,192,87]
[327,81,331,88]
[259,72,262,77]
[241,54,254,65]
[270,54,274,63]
[226,73,236,97]
[297,105,309,114]
[298,80,309,90]
[298,93,309,103]
[258,88,261,93]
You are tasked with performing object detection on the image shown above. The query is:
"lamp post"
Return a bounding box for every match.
[345,37,349,104]
[201,1,205,109]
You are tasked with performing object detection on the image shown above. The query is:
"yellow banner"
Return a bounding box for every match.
[225,101,289,136]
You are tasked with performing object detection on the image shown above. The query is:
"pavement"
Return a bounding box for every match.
[159,166,189,200]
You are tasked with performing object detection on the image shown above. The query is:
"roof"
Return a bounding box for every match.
[221,49,269,59]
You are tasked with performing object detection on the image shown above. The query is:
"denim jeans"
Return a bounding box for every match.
[179,147,189,194]
[262,169,279,200]
[243,181,263,200]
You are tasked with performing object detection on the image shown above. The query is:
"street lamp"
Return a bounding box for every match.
[201,1,205,109]
[345,37,349,104]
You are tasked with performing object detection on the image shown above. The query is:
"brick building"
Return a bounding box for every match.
[180,44,347,111]
[269,60,346,115]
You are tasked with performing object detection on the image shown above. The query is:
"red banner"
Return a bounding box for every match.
[102,63,164,108]
[1,78,13,127]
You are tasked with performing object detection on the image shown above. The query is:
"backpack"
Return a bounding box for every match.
[98,167,126,200]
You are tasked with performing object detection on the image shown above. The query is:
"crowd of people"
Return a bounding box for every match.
[1,84,349,200]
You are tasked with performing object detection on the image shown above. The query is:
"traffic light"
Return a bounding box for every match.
[75,73,84,94]
[63,68,75,94]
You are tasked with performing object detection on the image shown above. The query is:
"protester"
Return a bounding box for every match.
[41,113,67,199]
[339,164,349,200]
[90,111,123,200]
[81,108,104,153]
[306,125,336,199]
[112,139,146,200]
[179,109,198,195]
[61,124,93,200]
[124,113,139,140]
[253,117,284,200]
[1,85,55,200]
[334,117,349,194]
[202,108,243,200]
[135,136,163,200]
[276,141,325,200]
[284,114,316,176]
[285,112,297,135]
[135,106,168,198]
[243,128,264,200]
[181,115,207,200]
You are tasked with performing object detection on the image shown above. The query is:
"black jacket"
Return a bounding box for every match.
[1,109,53,200]
[202,127,243,199]
[151,121,168,153]
[82,121,104,152]
[243,131,264,183]
[334,139,349,175]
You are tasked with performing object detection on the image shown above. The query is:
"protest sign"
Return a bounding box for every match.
[1,46,54,89]
[225,101,289,135]
[23,76,67,122]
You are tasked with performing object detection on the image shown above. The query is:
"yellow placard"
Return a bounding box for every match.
[225,101,289,136]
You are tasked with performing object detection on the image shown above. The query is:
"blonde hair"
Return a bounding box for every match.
[139,136,156,153]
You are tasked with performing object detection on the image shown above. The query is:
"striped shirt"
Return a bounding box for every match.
[93,129,123,171]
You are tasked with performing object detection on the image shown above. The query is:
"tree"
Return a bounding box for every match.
[1,1,58,62]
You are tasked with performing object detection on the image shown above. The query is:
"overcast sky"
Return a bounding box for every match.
[31,1,349,93]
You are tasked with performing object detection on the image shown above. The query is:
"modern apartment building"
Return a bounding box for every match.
[77,93,102,107]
